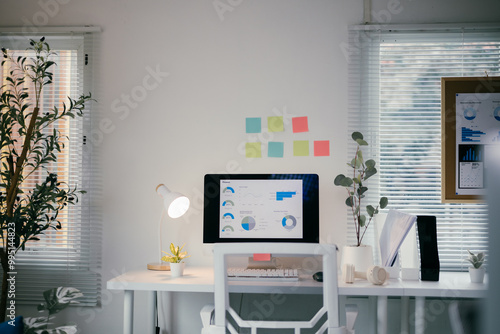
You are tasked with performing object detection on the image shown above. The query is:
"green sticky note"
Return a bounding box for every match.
[293,140,309,156]
[246,117,261,133]
[268,142,284,158]
[268,116,284,132]
[246,142,262,158]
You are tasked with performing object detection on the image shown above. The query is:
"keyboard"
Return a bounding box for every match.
[227,268,299,282]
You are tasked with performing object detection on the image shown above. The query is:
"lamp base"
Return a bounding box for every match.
[147,262,171,271]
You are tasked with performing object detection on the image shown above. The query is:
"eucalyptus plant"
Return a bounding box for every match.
[334,132,388,247]
[0,38,92,321]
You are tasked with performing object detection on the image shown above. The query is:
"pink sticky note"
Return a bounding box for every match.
[292,116,309,133]
[253,253,272,261]
[314,140,330,156]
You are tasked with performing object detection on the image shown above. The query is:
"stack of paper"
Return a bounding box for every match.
[379,209,417,267]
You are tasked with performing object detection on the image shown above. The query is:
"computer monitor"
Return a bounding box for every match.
[203,174,319,243]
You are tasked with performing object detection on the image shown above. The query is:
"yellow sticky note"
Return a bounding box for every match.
[293,140,309,156]
[268,116,284,132]
[246,142,262,158]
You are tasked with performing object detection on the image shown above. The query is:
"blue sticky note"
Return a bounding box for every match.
[268,142,284,158]
[246,117,261,133]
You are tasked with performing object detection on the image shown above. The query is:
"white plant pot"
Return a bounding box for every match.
[469,267,485,283]
[170,262,185,278]
[342,245,374,273]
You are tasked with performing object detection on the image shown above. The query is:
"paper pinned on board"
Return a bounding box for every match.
[379,209,417,267]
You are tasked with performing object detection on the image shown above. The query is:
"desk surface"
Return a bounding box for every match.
[107,267,487,299]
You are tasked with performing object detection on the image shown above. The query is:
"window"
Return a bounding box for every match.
[0,28,101,305]
[347,24,500,271]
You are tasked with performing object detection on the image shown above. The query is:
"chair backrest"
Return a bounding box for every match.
[212,243,341,334]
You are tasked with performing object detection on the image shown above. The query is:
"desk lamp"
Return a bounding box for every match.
[147,184,190,270]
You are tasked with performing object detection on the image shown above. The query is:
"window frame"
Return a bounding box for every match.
[347,23,500,271]
[0,28,101,305]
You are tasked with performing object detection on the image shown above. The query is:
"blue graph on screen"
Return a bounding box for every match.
[462,127,486,142]
[276,192,296,201]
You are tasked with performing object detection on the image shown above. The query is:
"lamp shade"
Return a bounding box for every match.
[156,184,190,218]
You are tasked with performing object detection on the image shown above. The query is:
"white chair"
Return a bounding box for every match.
[200,243,358,334]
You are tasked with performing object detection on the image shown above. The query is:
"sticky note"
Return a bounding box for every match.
[246,117,261,133]
[268,142,284,158]
[314,140,330,156]
[246,142,262,158]
[268,116,284,132]
[253,253,272,261]
[293,140,309,156]
[292,116,309,133]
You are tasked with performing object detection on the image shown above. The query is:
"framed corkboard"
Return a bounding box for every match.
[441,76,500,203]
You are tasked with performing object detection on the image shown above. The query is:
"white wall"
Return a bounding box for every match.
[1,0,499,333]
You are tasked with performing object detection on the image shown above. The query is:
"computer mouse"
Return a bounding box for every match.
[312,271,323,282]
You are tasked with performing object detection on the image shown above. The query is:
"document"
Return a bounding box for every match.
[379,210,417,267]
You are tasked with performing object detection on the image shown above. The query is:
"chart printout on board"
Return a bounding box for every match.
[455,93,500,195]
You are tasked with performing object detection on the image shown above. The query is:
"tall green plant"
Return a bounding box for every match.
[334,132,388,247]
[0,38,92,321]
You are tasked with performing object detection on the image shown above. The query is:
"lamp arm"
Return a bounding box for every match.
[158,208,166,264]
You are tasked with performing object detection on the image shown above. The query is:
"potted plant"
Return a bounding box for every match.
[334,132,388,271]
[0,38,92,321]
[466,250,485,283]
[23,287,83,334]
[161,243,190,277]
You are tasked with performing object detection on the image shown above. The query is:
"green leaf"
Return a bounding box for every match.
[366,205,375,217]
[357,186,368,196]
[335,175,352,187]
[365,159,376,168]
[352,132,363,141]
[364,167,377,180]
[345,196,353,207]
[334,174,346,186]
[379,197,388,209]
[357,150,364,163]
[356,139,368,146]
[349,157,359,169]
[359,215,366,227]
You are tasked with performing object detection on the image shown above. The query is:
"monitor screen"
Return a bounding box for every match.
[203,174,319,243]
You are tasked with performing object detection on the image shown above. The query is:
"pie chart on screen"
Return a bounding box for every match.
[241,216,256,231]
[282,215,297,230]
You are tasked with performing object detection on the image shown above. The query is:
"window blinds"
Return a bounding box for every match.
[0,28,101,305]
[347,24,500,271]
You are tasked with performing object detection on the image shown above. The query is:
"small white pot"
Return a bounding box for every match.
[342,245,374,273]
[469,267,485,283]
[170,262,185,278]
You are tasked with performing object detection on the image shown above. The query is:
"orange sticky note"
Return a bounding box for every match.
[253,253,272,261]
[292,116,309,133]
[314,140,330,156]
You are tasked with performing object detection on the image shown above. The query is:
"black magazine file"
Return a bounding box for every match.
[417,215,440,281]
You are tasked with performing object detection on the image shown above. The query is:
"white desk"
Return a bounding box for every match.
[107,268,486,334]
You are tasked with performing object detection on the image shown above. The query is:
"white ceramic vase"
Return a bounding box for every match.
[469,267,485,283]
[342,245,374,273]
[170,262,185,278]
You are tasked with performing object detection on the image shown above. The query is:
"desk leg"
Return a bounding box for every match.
[124,290,134,334]
[148,291,156,334]
[401,296,410,334]
[377,296,388,334]
[158,291,173,334]
[415,296,425,334]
